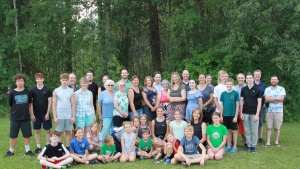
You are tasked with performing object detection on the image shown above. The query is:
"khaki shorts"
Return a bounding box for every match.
[266,112,283,129]
[184,154,201,159]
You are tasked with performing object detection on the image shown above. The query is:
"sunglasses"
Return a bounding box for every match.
[108,84,114,86]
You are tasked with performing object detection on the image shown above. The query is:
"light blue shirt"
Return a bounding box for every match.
[264,85,286,113]
[98,91,115,118]
[75,89,94,117]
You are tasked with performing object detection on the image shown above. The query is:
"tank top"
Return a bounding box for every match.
[128,88,143,112]
[191,121,203,141]
[160,91,169,103]
[154,118,167,137]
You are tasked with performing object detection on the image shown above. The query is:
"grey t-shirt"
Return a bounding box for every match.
[197,85,213,111]
[170,84,186,105]
[180,135,200,154]
[55,86,73,119]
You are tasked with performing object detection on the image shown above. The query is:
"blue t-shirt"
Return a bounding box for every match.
[70,138,89,155]
[180,136,200,154]
[98,91,115,118]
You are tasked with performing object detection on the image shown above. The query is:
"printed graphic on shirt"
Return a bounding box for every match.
[15,94,28,104]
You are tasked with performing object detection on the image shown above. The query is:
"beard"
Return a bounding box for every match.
[271,82,278,87]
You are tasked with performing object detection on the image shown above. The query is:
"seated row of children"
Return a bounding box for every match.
[38,106,227,168]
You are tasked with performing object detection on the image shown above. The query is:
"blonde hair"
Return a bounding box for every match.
[152,137,163,150]
[184,125,194,132]
[170,72,182,90]
[218,70,228,84]
[131,116,140,128]
[104,135,113,144]
[123,121,132,127]
[89,122,99,136]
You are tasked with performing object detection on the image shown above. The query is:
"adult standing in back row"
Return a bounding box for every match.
[240,73,262,153]
[167,72,186,121]
[86,71,98,111]
[114,69,132,94]
[264,75,286,147]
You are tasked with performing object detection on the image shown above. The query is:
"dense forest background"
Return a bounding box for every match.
[0,0,299,121]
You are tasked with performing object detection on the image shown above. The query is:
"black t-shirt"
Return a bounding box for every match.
[9,89,32,120]
[241,85,262,115]
[31,86,52,118]
[41,142,67,158]
[88,82,98,110]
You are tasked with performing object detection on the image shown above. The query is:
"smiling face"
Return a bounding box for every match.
[121,70,129,79]
[198,74,205,84]
[246,75,254,85]
[156,107,164,117]
[237,74,245,85]
[174,111,182,120]
[69,74,76,85]
[86,72,93,81]
[226,81,233,91]
[154,74,162,83]
[205,75,212,85]
[140,116,147,126]
[132,118,140,127]
[182,70,189,81]
[75,128,84,139]
[118,81,126,92]
[142,132,150,140]
[254,71,261,81]
[189,79,196,89]
[172,74,179,83]
[132,77,139,86]
[36,77,44,86]
[270,76,279,87]
[91,124,98,133]
[212,114,220,125]
[124,124,132,132]
[166,134,174,143]
[184,129,194,138]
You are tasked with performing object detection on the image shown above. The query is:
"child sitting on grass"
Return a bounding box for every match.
[137,128,154,160]
[163,132,180,164]
[152,137,166,163]
[70,128,99,165]
[38,131,73,169]
[98,135,121,163]
[206,112,228,160]
[86,122,103,153]
[171,125,207,167]
[120,122,137,163]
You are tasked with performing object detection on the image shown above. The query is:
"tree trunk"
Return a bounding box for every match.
[148,1,161,72]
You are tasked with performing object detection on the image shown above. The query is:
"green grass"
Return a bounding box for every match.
[0,117,299,169]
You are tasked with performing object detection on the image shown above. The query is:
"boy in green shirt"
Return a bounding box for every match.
[98,135,121,163]
[220,78,240,153]
[137,128,153,159]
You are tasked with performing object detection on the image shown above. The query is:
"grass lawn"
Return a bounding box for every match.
[0,117,299,169]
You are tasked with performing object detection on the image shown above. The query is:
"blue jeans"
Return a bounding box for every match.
[129,108,143,119]
[102,117,113,139]
[143,105,156,121]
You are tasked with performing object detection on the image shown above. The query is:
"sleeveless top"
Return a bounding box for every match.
[154,118,167,137]
[123,132,135,152]
[160,91,169,103]
[128,88,143,112]
[191,121,204,141]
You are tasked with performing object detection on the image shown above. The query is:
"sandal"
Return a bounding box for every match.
[264,144,270,147]
[275,144,281,147]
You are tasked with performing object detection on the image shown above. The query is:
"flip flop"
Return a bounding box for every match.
[264,144,270,147]
[275,144,281,147]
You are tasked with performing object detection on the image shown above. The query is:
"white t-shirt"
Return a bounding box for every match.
[213,84,227,112]
[169,120,188,140]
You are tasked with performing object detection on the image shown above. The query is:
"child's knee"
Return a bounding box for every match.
[171,158,177,164]
[215,154,223,160]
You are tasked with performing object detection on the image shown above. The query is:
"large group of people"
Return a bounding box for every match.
[4,69,286,168]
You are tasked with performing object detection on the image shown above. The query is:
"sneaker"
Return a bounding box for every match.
[24,150,35,156]
[251,147,257,153]
[89,159,99,164]
[225,146,232,152]
[152,155,157,159]
[258,138,264,144]
[4,151,14,158]
[230,147,238,153]
[72,161,77,166]
[64,164,71,168]
[34,147,42,154]
[154,159,160,163]
[243,147,251,152]
[140,156,147,160]
[182,162,187,168]
[164,158,171,164]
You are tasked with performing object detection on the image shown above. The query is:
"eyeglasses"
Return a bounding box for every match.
[108,84,114,86]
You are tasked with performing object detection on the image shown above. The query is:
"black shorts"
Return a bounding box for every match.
[113,116,128,127]
[33,117,52,130]
[223,116,238,130]
[10,119,32,138]
[203,110,213,124]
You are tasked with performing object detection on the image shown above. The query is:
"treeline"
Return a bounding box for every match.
[0,0,299,121]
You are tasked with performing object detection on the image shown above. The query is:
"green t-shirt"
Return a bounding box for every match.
[220,90,240,116]
[100,143,116,156]
[138,138,152,152]
[206,124,228,148]
[114,79,132,94]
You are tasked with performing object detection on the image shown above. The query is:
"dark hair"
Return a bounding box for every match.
[14,74,26,83]
[131,75,139,81]
[156,105,165,111]
[73,128,83,135]
[141,128,150,135]
[50,131,61,137]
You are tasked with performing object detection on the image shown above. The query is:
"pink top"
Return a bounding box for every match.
[160,91,170,103]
